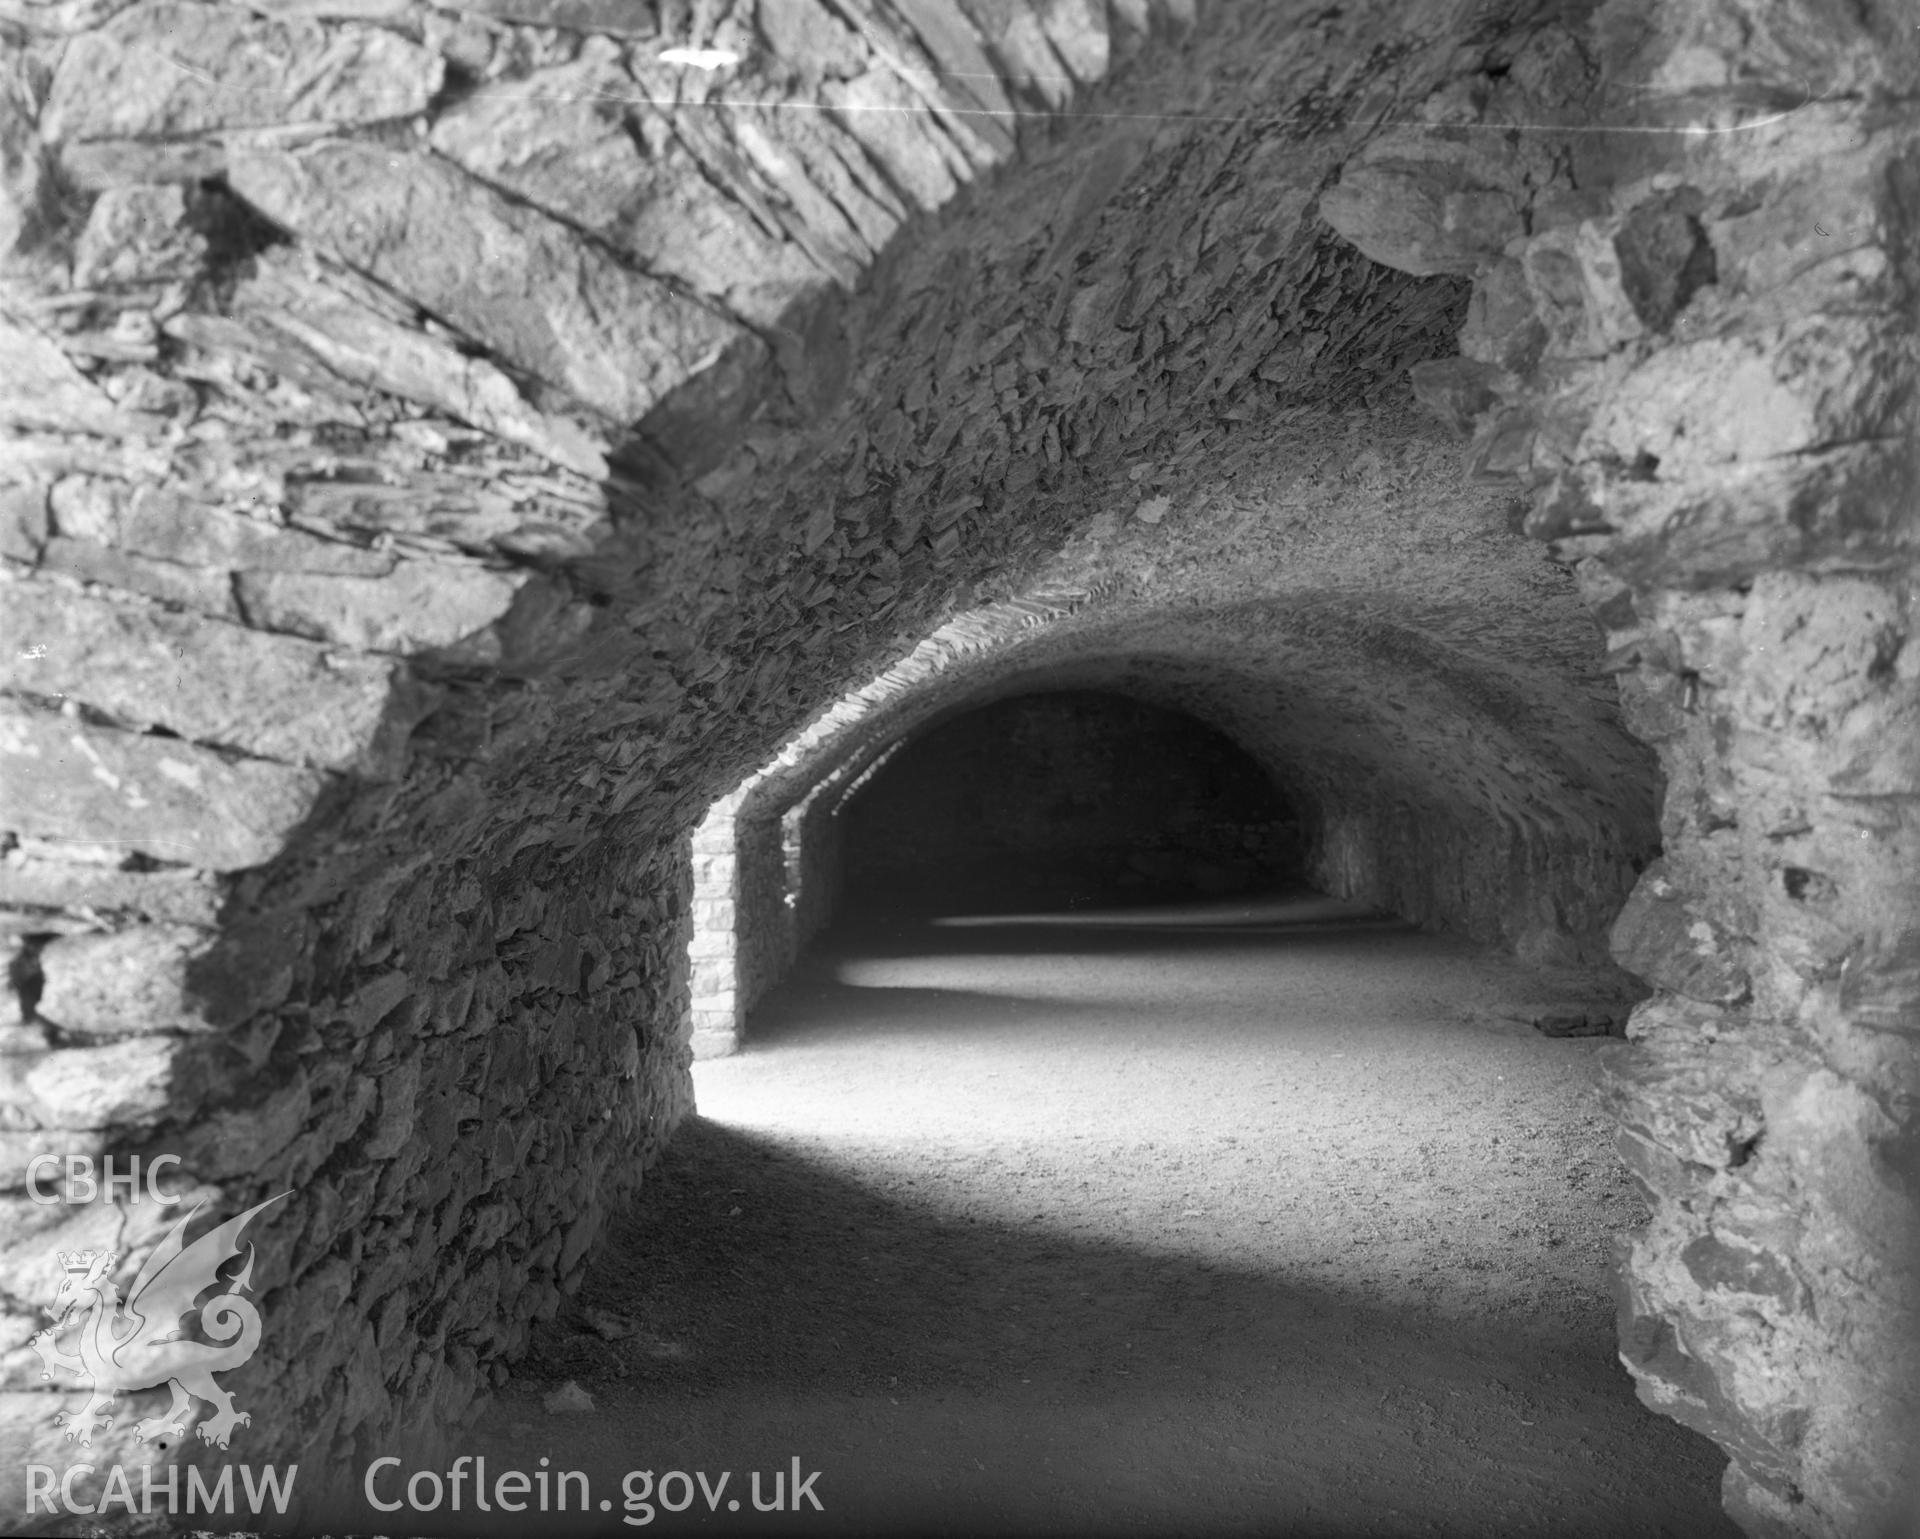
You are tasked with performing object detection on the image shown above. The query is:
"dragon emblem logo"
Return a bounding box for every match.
[31,1193,289,1450]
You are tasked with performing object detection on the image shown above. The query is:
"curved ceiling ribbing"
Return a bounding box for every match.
[729,398,1659,901]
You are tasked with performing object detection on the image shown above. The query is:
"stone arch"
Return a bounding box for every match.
[0,0,1913,1532]
[686,534,1661,1049]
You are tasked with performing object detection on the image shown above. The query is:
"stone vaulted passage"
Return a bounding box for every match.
[0,0,1916,1535]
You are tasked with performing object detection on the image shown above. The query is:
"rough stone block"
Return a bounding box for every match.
[449,0,660,32]
[1408,357,1509,436]
[1614,1124,1705,1205]
[39,536,240,618]
[0,858,220,926]
[1580,315,1893,479]
[1599,1036,1767,1173]
[1458,256,1546,374]
[1035,0,1110,83]
[2,583,434,777]
[1761,1064,1916,1257]
[978,1,1073,110]
[1839,923,1920,1033]
[1611,862,1750,1006]
[0,57,50,266]
[826,71,966,214]
[1615,1283,1804,1489]
[1679,1233,1801,1311]
[1729,572,1905,736]
[41,1,443,142]
[50,479,395,576]
[0,316,148,438]
[1613,664,1691,745]
[36,924,219,1036]
[1320,156,1523,278]
[56,138,227,190]
[226,140,751,424]
[1703,156,1882,303]
[234,250,612,480]
[0,700,329,872]
[1516,223,1641,358]
[1604,438,1913,589]
[914,0,1022,128]
[0,1036,177,1128]
[235,558,529,656]
[285,477,591,561]
[71,183,209,288]
[440,67,830,333]
[1612,189,1718,333]
[730,107,905,265]
[0,485,48,563]
[757,0,867,79]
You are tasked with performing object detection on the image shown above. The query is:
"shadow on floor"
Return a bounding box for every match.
[431,1117,1732,1538]
[300,896,1733,1539]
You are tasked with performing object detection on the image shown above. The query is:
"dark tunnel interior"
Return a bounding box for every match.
[2,0,1913,1531]
[840,691,1304,914]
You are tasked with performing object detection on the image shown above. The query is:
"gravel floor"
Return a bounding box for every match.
[459,892,1735,1538]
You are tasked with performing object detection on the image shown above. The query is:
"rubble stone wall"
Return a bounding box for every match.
[1304,785,1638,970]
[1312,0,1920,1530]
[0,0,1909,1531]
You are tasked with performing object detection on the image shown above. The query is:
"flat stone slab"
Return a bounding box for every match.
[428,53,831,328]
[38,536,241,619]
[2,583,428,776]
[50,479,396,575]
[234,558,529,656]
[0,1035,177,1129]
[234,249,613,480]
[41,0,441,142]
[0,317,148,438]
[0,701,328,872]
[34,924,219,1037]
[0,857,220,926]
[227,139,750,425]
[450,0,661,32]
